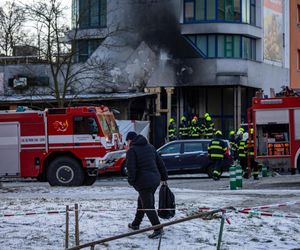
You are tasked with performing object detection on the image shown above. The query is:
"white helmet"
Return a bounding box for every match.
[243,132,249,141]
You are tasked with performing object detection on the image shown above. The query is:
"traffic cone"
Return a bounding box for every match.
[261,164,268,177]
[229,165,236,190]
[235,162,243,189]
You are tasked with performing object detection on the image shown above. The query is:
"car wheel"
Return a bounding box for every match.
[120,164,127,176]
[47,157,84,186]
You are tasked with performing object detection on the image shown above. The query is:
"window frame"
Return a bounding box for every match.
[183,0,255,25]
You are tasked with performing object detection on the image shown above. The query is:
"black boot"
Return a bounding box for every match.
[128,223,140,230]
[148,229,164,239]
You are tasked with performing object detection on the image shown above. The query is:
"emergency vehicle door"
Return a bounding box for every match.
[0,122,20,176]
[73,116,100,146]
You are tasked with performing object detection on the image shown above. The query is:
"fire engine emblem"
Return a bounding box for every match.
[53,120,69,132]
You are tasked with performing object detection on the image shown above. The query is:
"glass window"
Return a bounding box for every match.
[250,0,256,25]
[242,0,250,23]
[196,36,207,55]
[185,1,195,21]
[251,39,256,60]
[233,35,241,58]
[184,142,203,153]
[202,141,209,151]
[91,0,100,27]
[225,0,234,21]
[196,0,205,20]
[100,0,107,27]
[78,40,89,62]
[79,0,89,28]
[217,35,225,57]
[218,0,225,20]
[234,0,241,21]
[294,109,300,140]
[242,37,251,59]
[97,114,111,139]
[78,0,107,28]
[207,0,216,20]
[74,116,98,134]
[160,143,181,154]
[225,35,233,58]
[208,35,216,57]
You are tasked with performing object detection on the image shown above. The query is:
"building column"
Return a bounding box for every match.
[165,87,174,130]
[234,86,242,130]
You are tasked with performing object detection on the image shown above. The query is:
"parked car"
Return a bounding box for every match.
[157,139,233,177]
[101,139,233,178]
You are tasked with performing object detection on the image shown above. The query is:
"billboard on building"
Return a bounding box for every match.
[263,0,283,64]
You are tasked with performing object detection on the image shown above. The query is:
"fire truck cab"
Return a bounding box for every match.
[249,97,300,174]
[0,106,125,186]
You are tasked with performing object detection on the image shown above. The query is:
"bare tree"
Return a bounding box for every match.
[0,1,26,56]
[23,0,119,107]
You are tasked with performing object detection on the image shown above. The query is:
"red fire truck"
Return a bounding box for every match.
[0,106,125,186]
[248,96,300,174]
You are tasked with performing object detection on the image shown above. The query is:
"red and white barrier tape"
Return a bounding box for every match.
[239,209,300,219]
[0,210,66,217]
[240,200,300,212]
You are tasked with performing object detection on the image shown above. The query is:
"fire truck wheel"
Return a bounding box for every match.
[120,164,127,176]
[83,175,97,186]
[47,157,84,186]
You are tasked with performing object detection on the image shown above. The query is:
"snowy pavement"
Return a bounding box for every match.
[0,176,300,250]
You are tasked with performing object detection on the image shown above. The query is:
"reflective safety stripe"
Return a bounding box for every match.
[211,154,224,158]
[209,145,223,150]
[239,154,246,157]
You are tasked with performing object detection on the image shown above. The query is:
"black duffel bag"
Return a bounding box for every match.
[158,183,175,219]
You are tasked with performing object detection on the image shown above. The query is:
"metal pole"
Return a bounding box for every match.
[216,213,226,250]
[75,204,80,246]
[67,208,230,250]
[65,205,69,249]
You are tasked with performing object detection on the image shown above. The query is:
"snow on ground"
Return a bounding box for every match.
[0,181,300,250]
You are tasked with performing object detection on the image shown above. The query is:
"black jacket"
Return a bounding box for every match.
[126,135,168,191]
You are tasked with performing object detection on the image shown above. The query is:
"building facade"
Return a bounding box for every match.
[290,0,300,89]
[0,0,290,147]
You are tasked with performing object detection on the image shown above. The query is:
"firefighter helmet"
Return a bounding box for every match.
[169,118,175,123]
[206,116,212,121]
[215,130,223,136]
[204,112,210,118]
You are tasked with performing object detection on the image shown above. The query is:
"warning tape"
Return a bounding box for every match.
[240,200,300,212]
[0,210,66,217]
[239,209,300,219]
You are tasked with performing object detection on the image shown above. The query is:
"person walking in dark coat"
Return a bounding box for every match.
[125,131,168,239]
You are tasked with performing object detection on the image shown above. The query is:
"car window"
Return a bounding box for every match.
[159,143,181,154]
[184,142,203,153]
[201,141,209,151]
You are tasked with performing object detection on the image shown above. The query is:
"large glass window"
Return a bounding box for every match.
[207,1,216,20]
[183,0,255,25]
[186,34,256,60]
[76,39,102,62]
[78,0,107,28]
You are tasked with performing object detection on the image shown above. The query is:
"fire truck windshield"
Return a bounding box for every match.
[104,114,119,134]
[97,113,120,140]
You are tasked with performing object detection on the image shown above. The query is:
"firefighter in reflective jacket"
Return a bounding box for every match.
[237,131,248,178]
[208,130,227,180]
[205,116,215,139]
[168,118,177,141]
[248,128,259,180]
[228,130,237,160]
[179,115,190,139]
[190,116,201,139]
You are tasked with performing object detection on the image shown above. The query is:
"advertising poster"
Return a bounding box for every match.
[263,0,283,63]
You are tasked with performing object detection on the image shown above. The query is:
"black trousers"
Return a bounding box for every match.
[132,187,161,228]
